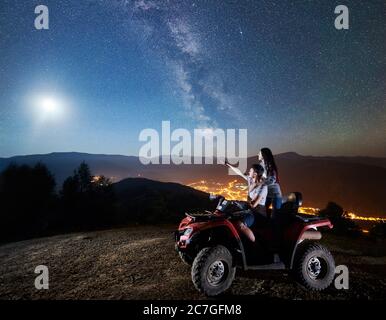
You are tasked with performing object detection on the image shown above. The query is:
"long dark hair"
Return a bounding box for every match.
[260,148,279,182]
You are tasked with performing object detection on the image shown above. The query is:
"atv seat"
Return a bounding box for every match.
[281,192,302,212]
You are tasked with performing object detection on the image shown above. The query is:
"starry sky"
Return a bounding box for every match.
[0,0,385,158]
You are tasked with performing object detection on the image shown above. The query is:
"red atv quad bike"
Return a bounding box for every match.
[174,192,335,296]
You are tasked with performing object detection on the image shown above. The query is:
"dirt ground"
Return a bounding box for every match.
[0,225,385,300]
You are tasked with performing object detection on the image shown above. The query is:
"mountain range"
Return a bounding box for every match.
[1,151,385,216]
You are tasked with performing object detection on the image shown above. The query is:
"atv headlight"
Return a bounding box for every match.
[183,228,193,236]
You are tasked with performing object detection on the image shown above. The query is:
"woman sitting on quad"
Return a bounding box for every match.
[258,148,283,252]
[225,162,268,242]
[258,147,282,219]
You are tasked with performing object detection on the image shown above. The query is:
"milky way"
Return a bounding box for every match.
[0,0,385,157]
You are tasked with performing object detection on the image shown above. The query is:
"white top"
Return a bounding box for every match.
[227,163,280,199]
[226,164,268,206]
[247,177,268,206]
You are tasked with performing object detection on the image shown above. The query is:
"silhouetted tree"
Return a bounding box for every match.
[92,175,111,188]
[0,160,213,243]
[320,202,360,236]
[60,163,115,230]
[320,202,344,219]
[78,162,92,193]
[0,163,56,242]
[61,172,80,199]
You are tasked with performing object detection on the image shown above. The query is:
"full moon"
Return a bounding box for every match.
[41,97,59,114]
[32,94,66,122]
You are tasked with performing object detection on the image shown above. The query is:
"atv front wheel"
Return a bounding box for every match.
[294,242,335,291]
[191,245,236,296]
[178,251,194,265]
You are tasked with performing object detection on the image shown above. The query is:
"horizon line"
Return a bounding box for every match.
[1,150,386,159]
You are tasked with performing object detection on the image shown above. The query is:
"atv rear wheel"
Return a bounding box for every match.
[191,245,235,296]
[294,242,335,291]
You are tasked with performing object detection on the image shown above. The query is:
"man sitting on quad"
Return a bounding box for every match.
[225,162,268,242]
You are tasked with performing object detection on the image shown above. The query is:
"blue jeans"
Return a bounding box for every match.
[266,196,282,219]
[240,205,267,227]
[242,211,255,227]
[266,196,283,250]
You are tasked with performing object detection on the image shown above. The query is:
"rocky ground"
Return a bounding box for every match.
[0,225,385,300]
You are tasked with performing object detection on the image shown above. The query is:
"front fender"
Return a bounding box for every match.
[175,223,247,269]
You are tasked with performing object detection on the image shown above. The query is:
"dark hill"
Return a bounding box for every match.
[113,178,213,223]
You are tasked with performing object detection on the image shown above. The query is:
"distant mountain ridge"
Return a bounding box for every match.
[282,152,386,169]
[1,151,385,216]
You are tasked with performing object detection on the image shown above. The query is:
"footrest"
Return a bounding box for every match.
[245,262,285,270]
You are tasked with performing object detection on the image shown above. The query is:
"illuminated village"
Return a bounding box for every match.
[188,180,386,226]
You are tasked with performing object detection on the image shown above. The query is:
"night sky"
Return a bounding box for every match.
[0,0,385,157]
